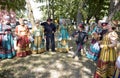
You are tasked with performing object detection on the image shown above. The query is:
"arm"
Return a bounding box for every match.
[15,26,19,36]
[52,23,56,33]
[108,31,118,48]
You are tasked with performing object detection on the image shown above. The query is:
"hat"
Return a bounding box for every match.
[47,18,52,22]
[78,24,84,29]
[101,22,108,27]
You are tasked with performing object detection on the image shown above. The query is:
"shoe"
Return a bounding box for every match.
[72,55,75,58]
[46,50,49,52]
[52,50,56,52]
[74,56,80,61]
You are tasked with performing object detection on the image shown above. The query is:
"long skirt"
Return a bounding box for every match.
[94,48,117,78]
[0,34,15,59]
[86,42,100,61]
[16,36,31,57]
[57,39,69,52]
[31,36,45,54]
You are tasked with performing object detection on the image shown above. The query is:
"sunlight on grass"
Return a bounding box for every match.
[50,70,61,78]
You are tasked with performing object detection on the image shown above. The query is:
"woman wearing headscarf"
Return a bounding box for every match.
[57,20,70,52]
[0,15,15,59]
[31,20,45,54]
[15,18,31,57]
[94,23,118,78]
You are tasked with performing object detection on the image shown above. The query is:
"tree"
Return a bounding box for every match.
[107,0,120,22]
[25,0,35,28]
[0,0,26,11]
[0,0,26,23]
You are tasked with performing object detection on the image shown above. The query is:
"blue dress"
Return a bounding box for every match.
[0,24,15,59]
[86,39,100,61]
[57,25,69,52]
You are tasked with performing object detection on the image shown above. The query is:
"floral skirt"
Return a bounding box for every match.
[16,36,31,57]
[86,42,100,61]
[0,34,15,59]
[31,36,45,54]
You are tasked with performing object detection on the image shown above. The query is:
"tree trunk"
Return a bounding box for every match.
[107,1,120,22]
[76,10,82,26]
[50,0,55,22]
[108,0,114,15]
[86,16,92,24]
[25,0,35,29]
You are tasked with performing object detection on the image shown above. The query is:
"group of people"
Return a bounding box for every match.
[84,21,120,78]
[0,16,120,77]
[70,20,120,78]
[0,17,71,59]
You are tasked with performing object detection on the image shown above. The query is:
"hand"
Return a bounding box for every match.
[75,34,78,38]
[100,45,107,48]
[52,31,54,33]
[43,36,46,39]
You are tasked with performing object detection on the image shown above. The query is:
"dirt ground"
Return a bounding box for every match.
[0,35,97,78]
[0,51,96,78]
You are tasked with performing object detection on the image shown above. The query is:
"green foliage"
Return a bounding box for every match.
[37,0,111,22]
[112,12,120,20]
[0,0,26,11]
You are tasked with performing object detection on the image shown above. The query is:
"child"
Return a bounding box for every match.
[73,24,88,60]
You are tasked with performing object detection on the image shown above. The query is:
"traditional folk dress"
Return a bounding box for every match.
[94,31,118,78]
[15,25,31,57]
[0,24,15,59]
[31,26,45,54]
[86,39,100,61]
[86,32,100,61]
[57,25,69,52]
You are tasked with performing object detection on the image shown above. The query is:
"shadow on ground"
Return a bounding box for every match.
[0,30,98,78]
[0,51,96,78]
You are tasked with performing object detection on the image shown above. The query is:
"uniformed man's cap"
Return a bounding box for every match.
[47,18,52,22]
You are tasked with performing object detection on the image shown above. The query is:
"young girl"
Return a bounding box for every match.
[57,20,69,52]
[31,21,45,54]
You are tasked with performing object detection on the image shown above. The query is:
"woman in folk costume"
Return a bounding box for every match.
[0,15,15,59]
[15,18,31,57]
[57,20,69,52]
[113,48,120,78]
[94,23,118,78]
[31,21,45,54]
[86,32,100,61]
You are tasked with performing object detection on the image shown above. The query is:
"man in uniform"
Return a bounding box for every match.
[41,18,56,52]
